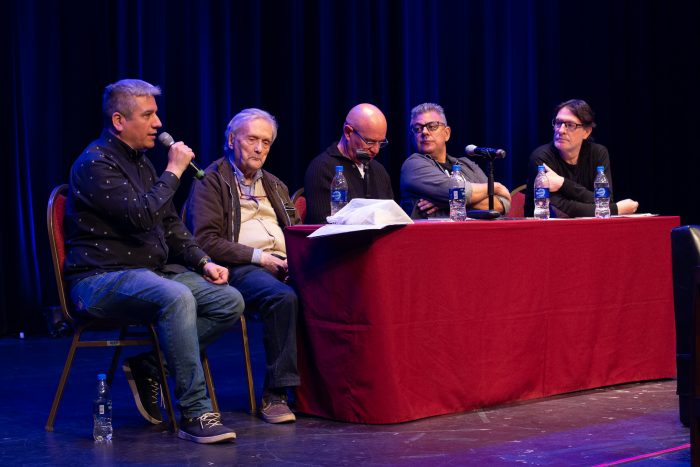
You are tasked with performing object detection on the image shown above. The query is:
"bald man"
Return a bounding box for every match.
[304,103,394,224]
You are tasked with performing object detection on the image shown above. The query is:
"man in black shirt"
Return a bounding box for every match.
[65,79,243,444]
[525,99,638,217]
[304,103,394,223]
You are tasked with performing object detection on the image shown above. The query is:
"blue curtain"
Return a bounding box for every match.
[4,0,700,334]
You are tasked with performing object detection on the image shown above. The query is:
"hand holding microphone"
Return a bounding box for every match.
[158,132,205,180]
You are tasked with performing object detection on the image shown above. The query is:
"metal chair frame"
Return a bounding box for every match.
[45,185,225,433]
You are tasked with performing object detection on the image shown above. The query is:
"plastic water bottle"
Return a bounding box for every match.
[330,165,348,216]
[533,165,550,220]
[594,166,610,218]
[448,164,467,221]
[93,373,113,442]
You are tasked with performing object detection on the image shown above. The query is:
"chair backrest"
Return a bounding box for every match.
[291,187,306,223]
[509,184,527,218]
[47,184,76,323]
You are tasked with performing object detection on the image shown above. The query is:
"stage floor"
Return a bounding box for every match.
[0,321,690,466]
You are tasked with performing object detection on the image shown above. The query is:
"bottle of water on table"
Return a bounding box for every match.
[449,164,467,221]
[594,166,610,218]
[533,165,550,220]
[330,165,348,216]
[93,373,113,442]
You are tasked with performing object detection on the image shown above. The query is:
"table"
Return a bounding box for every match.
[284,216,680,424]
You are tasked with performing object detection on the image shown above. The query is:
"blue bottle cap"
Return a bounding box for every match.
[538,165,545,170]
[452,164,460,171]
[335,165,343,172]
[97,373,107,380]
[597,166,604,171]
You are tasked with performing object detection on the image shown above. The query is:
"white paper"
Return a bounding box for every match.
[308,199,413,238]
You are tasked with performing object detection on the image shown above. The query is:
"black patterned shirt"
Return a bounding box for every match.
[64,130,208,284]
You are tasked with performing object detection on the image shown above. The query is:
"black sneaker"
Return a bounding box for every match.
[122,356,163,424]
[178,412,236,444]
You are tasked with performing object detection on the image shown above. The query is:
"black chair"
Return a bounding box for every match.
[671,225,700,427]
[690,266,700,465]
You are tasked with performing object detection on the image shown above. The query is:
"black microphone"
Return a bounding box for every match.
[158,132,205,180]
[356,149,371,198]
[465,144,506,159]
[356,149,371,165]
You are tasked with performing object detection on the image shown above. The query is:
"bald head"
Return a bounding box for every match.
[346,103,387,132]
[339,103,388,162]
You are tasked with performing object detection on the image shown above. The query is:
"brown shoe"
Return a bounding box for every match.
[260,393,296,424]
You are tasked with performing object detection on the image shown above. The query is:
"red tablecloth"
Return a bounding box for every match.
[285,216,680,424]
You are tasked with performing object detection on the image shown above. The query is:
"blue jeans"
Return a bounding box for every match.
[70,268,244,418]
[229,265,300,390]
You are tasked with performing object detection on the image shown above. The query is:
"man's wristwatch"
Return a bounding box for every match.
[197,256,212,271]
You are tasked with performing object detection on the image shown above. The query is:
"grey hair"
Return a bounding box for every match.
[410,102,448,125]
[102,79,161,127]
[224,108,278,151]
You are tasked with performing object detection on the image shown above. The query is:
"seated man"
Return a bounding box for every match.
[400,103,511,219]
[64,79,243,444]
[304,103,394,223]
[525,99,638,217]
[185,108,300,424]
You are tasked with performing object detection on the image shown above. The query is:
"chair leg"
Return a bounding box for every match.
[240,315,256,414]
[45,327,83,431]
[201,351,219,413]
[149,325,178,432]
[105,326,128,387]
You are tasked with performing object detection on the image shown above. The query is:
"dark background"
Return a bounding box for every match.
[4,0,699,335]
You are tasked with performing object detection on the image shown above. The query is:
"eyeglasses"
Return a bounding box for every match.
[410,121,447,134]
[235,176,267,205]
[347,126,389,149]
[239,192,267,203]
[552,119,584,131]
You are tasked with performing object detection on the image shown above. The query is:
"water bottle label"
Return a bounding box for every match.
[331,189,347,202]
[594,187,610,199]
[449,187,465,201]
[99,404,105,415]
[534,187,550,199]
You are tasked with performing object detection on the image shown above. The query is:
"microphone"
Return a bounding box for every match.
[465,144,506,159]
[157,132,205,180]
[356,149,371,198]
[355,149,371,165]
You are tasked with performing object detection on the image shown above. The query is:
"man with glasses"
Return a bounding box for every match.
[304,103,394,223]
[525,99,638,217]
[400,102,511,219]
[185,108,301,424]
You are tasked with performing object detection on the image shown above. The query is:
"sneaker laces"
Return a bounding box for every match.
[146,377,163,407]
[197,412,223,428]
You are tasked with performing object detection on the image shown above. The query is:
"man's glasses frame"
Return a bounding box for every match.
[346,124,389,149]
[552,119,585,131]
[410,121,447,134]
[235,175,267,205]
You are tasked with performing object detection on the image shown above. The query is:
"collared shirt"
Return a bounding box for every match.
[64,129,207,284]
[229,160,286,263]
